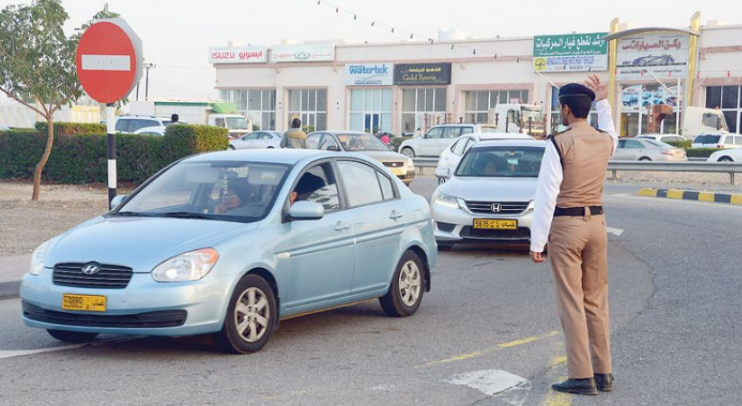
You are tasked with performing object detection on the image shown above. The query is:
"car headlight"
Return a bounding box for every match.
[524,200,535,213]
[29,240,51,276]
[152,248,219,282]
[404,157,415,169]
[432,191,461,209]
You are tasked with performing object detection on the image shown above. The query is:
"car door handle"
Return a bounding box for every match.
[389,211,404,220]
[334,222,351,231]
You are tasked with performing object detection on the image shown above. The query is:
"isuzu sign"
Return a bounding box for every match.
[75,19,142,103]
[209,46,268,64]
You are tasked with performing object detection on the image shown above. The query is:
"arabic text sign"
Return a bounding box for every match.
[345,63,394,86]
[393,63,451,85]
[270,44,335,63]
[209,46,267,64]
[533,33,608,72]
[616,32,689,80]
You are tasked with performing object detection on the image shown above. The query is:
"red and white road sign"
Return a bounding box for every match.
[75,19,142,104]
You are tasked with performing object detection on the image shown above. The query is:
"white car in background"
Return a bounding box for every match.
[691,133,742,149]
[707,148,742,162]
[398,123,498,158]
[133,126,167,136]
[435,132,534,183]
[431,139,546,250]
[611,138,687,161]
[229,131,283,150]
[636,133,687,144]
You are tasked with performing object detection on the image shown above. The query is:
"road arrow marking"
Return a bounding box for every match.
[449,369,529,397]
[607,227,624,236]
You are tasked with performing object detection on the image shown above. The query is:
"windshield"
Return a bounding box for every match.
[694,134,721,144]
[113,161,289,222]
[337,133,389,151]
[455,146,545,178]
[226,117,249,130]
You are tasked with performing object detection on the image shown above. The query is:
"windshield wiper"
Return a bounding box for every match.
[159,212,212,219]
[110,211,148,217]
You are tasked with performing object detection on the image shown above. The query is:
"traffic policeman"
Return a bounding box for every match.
[530,75,618,395]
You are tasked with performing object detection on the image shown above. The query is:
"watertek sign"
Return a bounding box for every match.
[394,63,451,86]
[209,46,267,64]
[345,63,393,86]
[533,32,608,72]
[270,43,335,63]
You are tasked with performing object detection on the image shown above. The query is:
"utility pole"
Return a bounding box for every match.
[143,62,156,101]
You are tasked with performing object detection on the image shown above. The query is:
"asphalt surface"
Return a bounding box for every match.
[1,177,741,405]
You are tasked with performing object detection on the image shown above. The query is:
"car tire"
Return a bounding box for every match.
[437,243,453,251]
[639,157,651,161]
[215,274,276,354]
[47,329,99,343]
[228,145,235,150]
[719,156,733,162]
[380,251,424,317]
[401,147,415,159]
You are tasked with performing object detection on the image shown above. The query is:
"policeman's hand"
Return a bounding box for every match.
[530,251,545,263]
[586,74,607,102]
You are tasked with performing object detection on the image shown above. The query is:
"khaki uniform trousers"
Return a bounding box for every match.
[548,211,611,379]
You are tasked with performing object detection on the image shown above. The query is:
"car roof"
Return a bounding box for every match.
[310,130,368,135]
[472,139,547,149]
[134,126,166,133]
[183,148,334,166]
[475,132,534,140]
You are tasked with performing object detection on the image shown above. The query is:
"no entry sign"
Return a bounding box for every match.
[76,19,142,104]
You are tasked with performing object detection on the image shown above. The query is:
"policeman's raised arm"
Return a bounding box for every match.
[586,75,618,155]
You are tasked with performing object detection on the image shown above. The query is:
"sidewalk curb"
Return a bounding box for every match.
[0,281,20,301]
[638,188,742,205]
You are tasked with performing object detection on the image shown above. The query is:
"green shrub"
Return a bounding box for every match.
[665,140,692,149]
[390,136,412,152]
[686,148,721,158]
[34,121,106,136]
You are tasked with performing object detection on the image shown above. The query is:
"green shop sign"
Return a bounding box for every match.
[533,32,608,72]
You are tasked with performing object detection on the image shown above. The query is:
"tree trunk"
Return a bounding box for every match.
[31,117,54,201]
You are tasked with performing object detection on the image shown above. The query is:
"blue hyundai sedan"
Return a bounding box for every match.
[20,149,437,353]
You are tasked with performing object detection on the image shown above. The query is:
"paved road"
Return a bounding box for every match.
[1,179,740,405]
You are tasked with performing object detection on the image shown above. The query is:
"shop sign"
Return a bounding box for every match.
[345,63,394,86]
[209,46,267,64]
[621,83,681,113]
[394,63,451,86]
[533,32,608,72]
[270,43,335,63]
[616,32,689,80]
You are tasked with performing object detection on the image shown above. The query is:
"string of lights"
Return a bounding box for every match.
[310,0,522,61]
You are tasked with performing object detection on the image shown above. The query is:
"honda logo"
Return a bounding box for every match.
[491,203,502,213]
[81,262,101,275]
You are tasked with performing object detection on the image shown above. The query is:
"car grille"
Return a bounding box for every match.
[460,226,531,240]
[22,302,187,328]
[53,263,134,289]
[382,161,404,168]
[465,201,530,214]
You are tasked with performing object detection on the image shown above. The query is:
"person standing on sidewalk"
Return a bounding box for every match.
[530,74,618,396]
[280,117,308,148]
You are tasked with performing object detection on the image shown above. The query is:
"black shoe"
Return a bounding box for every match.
[594,373,614,392]
[551,378,598,395]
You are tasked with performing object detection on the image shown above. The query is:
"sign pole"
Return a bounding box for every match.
[106,103,117,204]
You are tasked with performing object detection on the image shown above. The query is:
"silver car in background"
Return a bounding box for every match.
[431,140,546,249]
[611,138,687,161]
[229,131,283,150]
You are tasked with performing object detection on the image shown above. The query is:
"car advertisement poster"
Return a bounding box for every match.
[345,63,394,86]
[616,32,689,80]
[270,43,335,63]
[621,83,681,112]
[532,32,608,72]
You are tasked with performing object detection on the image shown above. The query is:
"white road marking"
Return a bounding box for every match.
[0,344,86,359]
[606,227,624,236]
[81,55,131,71]
[448,369,529,397]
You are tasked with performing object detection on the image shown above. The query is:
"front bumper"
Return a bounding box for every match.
[20,269,234,337]
[432,203,533,244]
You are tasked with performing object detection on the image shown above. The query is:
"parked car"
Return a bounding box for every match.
[707,148,742,162]
[692,133,742,149]
[631,54,674,66]
[229,131,283,150]
[636,134,687,144]
[612,138,687,161]
[20,149,437,353]
[435,132,534,183]
[430,140,546,249]
[307,131,415,185]
[397,123,498,158]
[115,115,171,133]
[133,126,166,136]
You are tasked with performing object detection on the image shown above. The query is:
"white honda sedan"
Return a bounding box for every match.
[435,132,534,183]
[431,140,546,249]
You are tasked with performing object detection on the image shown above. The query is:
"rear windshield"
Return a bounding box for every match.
[694,135,720,144]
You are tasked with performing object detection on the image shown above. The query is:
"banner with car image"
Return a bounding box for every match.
[616,32,689,80]
[621,83,681,112]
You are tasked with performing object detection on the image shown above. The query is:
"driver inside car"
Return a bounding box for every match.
[290,172,325,205]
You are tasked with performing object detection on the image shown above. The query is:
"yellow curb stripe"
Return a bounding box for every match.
[540,375,573,406]
[638,188,657,197]
[699,192,715,202]
[415,331,559,368]
[667,189,684,199]
[732,195,742,205]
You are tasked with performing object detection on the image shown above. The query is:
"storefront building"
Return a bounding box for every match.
[211,16,742,137]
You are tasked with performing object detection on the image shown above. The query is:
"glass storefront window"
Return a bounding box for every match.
[705,85,742,134]
[289,89,328,132]
[401,88,447,134]
[464,89,530,124]
[220,89,277,130]
[349,88,392,134]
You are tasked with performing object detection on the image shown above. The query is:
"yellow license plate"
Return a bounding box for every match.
[62,294,107,312]
[473,219,517,230]
[391,167,405,176]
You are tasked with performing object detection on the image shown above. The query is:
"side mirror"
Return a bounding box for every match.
[288,201,325,220]
[326,145,339,151]
[110,194,127,210]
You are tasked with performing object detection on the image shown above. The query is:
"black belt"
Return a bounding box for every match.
[553,206,604,216]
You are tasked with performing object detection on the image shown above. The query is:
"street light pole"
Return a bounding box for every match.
[143,62,156,101]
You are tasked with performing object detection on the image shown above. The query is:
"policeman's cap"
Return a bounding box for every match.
[558,83,595,102]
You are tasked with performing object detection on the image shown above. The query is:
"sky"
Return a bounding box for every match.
[1,0,738,102]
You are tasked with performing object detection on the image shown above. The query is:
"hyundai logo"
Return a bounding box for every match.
[81,262,101,275]
[491,203,502,213]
